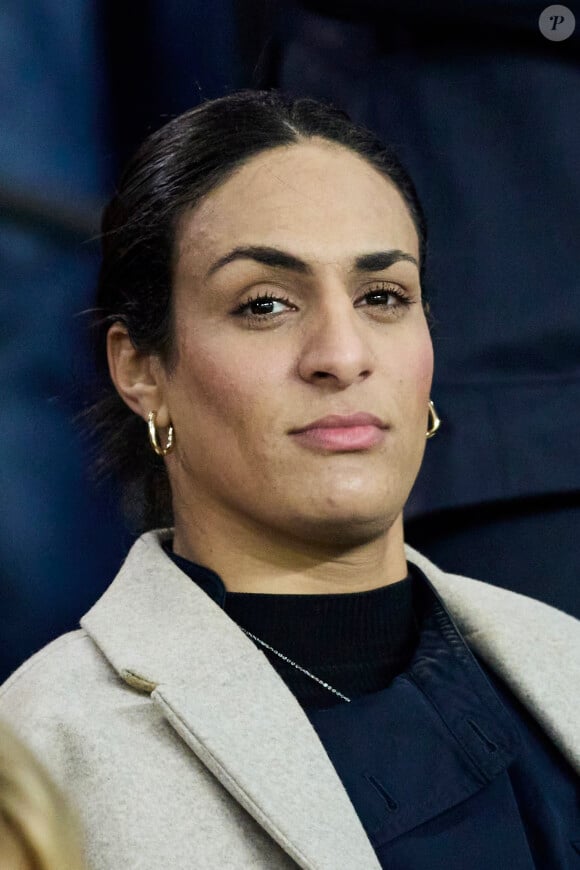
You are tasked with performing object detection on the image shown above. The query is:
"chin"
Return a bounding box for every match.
[281,501,403,550]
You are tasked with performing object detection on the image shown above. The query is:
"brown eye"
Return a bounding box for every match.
[249,298,287,315]
[364,291,398,306]
[233,292,294,320]
[356,284,414,311]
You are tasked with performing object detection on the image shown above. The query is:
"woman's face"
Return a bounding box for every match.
[161,140,433,547]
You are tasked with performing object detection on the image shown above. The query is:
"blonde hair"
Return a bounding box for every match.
[0,720,85,870]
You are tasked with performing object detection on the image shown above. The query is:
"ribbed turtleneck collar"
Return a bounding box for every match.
[164,540,418,708]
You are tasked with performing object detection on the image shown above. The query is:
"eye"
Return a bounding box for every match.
[233,292,294,321]
[356,283,414,312]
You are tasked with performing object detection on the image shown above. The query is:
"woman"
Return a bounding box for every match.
[1,91,578,869]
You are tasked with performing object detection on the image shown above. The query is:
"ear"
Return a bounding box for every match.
[106,323,171,428]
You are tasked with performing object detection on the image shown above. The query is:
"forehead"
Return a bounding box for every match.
[175,140,419,270]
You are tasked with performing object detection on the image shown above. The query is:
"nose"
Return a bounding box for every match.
[297,291,376,387]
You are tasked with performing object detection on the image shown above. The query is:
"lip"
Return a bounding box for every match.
[291,413,387,433]
[290,413,388,452]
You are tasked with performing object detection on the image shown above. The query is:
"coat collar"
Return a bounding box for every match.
[407,545,580,775]
[82,531,580,868]
[81,530,381,870]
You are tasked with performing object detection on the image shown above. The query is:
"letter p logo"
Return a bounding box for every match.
[539,5,576,40]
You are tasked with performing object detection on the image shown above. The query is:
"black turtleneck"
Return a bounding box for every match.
[163,540,418,708]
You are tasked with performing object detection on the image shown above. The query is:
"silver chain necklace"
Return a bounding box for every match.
[241,628,352,703]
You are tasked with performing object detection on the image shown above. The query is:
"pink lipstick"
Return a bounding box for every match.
[290,413,387,452]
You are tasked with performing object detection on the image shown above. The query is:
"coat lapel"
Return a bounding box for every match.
[82,530,381,870]
[405,544,580,775]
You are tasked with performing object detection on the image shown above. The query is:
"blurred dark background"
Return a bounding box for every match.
[2,0,579,682]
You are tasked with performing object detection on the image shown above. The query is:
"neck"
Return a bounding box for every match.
[172,508,407,595]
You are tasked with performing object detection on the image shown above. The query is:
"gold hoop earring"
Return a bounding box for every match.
[147,410,174,456]
[426,400,441,439]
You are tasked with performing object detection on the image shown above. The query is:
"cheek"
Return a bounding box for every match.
[176,340,280,434]
[413,339,435,395]
[393,331,434,401]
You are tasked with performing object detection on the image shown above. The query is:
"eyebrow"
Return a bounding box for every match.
[205,245,419,278]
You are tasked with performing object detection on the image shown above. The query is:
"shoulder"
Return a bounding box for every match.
[0,629,140,783]
[405,543,580,639]
[0,629,115,706]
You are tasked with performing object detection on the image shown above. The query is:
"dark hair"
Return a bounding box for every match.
[86,89,429,533]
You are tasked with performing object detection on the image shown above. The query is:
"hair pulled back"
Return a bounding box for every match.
[88,90,428,532]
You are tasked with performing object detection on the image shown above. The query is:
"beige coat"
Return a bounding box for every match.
[1,529,579,870]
